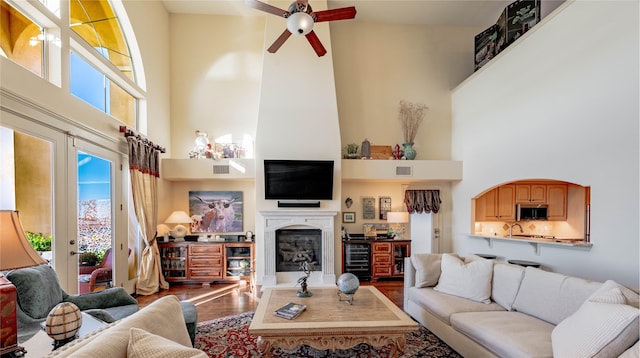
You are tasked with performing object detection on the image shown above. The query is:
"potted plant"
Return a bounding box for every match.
[79,251,100,266]
[26,232,52,252]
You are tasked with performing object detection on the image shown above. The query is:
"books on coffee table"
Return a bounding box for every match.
[273,302,306,320]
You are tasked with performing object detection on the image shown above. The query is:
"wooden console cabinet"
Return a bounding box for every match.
[159,242,254,286]
[342,239,410,282]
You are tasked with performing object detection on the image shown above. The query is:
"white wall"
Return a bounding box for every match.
[451,0,639,288]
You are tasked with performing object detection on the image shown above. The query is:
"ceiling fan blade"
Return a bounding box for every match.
[313,6,356,22]
[267,29,293,53]
[305,31,327,57]
[245,0,290,18]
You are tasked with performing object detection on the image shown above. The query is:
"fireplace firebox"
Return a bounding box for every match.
[275,229,322,272]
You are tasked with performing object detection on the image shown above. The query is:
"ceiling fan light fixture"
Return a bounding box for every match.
[287,12,314,35]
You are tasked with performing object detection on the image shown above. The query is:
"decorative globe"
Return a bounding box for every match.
[45,302,83,341]
[336,273,360,295]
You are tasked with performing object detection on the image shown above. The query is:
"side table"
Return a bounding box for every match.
[21,312,107,356]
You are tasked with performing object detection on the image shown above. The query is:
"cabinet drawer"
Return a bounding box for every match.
[372,242,392,253]
[189,257,222,267]
[189,269,222,279]
[372,254,391,264]
[372,266,392,276]
[189,244,223,255]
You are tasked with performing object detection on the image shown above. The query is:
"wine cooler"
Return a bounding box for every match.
[342,240,371,282]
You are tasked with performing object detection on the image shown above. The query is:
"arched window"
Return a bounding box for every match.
[0,0,143,127]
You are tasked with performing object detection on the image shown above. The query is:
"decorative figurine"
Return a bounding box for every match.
[296,261,314,297]
[393,144,402,160]
[336,273,360,304]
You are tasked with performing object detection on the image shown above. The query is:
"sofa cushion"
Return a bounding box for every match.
[408,286,505,325]
[552,286,640,358]
[434,254,493,304]
[127,328,207,358]
[411,253,442,288]
[451,311,554,358]
[7,264,64,319]
[618,341,639,358]
[491,262,525,311]
[511,267,601,324]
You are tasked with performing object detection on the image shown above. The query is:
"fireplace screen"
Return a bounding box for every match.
[275,229,322,272]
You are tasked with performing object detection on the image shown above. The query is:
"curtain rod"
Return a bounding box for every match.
[119,126,166,153]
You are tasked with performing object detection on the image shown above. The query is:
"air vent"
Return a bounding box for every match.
[395,166,412,176]
[212,165,230,174]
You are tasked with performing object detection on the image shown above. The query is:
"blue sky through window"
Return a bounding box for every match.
[78,153,110,201]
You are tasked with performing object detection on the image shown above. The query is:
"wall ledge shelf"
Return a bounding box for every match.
[162,158,255,181]
[342,159,462,182]
[468,234,592,255]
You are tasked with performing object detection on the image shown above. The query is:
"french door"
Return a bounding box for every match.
[1,107,132,294]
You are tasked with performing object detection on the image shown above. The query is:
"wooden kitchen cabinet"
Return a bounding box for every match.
[371,241,411,282]
[515,184,546,204]
[476,185,515,221]
[547,184,568,220]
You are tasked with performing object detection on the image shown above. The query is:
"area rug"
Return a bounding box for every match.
[195,311,462,358]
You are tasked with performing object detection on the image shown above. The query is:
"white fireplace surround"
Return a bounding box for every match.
[260,210,337,287]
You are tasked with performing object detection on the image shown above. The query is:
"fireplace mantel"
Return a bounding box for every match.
[260,210,338,287]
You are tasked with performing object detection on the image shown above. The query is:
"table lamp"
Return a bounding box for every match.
[165,211,192,242]
[386,211,409,240]
[0,210,48,356]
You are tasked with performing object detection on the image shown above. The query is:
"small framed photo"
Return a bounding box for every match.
[342,212,356,223]
[363,224,376,237]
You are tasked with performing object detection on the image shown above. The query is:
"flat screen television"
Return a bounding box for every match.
[264,160,334,200]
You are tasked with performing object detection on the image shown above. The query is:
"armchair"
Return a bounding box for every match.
[6,264,138,342]
[78,248,123,293]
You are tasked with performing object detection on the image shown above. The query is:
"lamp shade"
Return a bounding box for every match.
[0,210,47,271]
[287,12,314,35]
[164,211,191,224]
[386,211,409,224]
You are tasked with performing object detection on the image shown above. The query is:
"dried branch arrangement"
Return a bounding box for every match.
[398,100,428,143]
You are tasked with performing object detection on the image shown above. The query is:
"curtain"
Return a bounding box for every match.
[126,136,168,295]
[404,190,441,214]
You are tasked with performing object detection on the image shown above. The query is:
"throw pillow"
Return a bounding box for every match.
[591,280,640,308]
[433,253,493,304]
[411,253,442,288]
[127,328,207,358]
[552,287,640,358]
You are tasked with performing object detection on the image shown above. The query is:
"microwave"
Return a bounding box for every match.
[516,204,548,221]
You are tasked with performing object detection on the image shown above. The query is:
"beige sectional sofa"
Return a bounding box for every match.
[46,295,205,357]
[404,253,639,358]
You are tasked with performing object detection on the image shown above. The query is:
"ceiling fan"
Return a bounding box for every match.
[245,0,356,57]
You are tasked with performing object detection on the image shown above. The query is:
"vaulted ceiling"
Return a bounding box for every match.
[161,0,511,27]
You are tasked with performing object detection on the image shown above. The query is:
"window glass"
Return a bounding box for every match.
[0,0,43,77]
[71,51,136,126]
[70,0,133,79]
[39,0,61,17]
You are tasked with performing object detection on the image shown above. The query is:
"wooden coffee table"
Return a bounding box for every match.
[249,286,418,357]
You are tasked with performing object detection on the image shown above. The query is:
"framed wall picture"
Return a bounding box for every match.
[189,191,243,233]
[379,196,391,220]
[342,212,356,223]
[362,197,375,219]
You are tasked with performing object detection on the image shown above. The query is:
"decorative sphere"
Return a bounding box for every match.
[287,12,314,35]
[45,302,82,341]
[336,273,360,295]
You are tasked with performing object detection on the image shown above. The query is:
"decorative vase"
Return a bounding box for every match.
[402,142,416,160]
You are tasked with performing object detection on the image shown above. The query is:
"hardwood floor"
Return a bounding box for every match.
[135,279,404,323]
